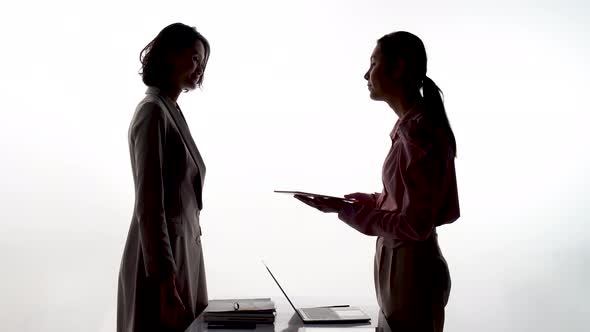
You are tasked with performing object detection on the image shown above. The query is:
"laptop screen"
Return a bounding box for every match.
[262,261,305,320]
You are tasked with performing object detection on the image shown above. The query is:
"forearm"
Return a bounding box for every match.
[338,203,434,241]
[136,208,176,279]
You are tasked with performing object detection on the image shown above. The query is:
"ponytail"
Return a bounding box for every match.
[423,76,457,157]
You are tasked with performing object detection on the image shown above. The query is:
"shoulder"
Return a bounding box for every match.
[129,97,169,135]
[398,107,453,161]
[134,96,168,122]
[397,111,436,157]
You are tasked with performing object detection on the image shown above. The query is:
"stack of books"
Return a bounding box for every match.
[203,298,276,328]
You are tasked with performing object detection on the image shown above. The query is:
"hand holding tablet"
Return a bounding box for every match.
[274,190,357,213]
[274,190,356,203]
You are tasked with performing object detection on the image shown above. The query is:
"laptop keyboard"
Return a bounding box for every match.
[300,308,340,320]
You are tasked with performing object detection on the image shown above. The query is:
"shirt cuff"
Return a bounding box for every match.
[338,203,357,225]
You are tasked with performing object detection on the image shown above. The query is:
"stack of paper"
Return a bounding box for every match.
[203,298,276,327]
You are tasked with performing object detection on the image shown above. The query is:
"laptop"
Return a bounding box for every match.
[263,262,371,324]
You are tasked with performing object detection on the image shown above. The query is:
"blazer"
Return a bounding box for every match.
[117,87,208,332]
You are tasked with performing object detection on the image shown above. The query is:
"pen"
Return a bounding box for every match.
[318,305,350,308]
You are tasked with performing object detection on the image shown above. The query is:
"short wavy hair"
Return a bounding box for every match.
[139,23,210,88]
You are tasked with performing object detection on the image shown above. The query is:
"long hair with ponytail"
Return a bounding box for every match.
[377,31,457,157]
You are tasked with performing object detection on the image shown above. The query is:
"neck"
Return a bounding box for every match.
[159,86,182,102]
[384,91,421,118]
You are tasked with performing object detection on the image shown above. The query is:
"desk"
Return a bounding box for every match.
[185,297,392,332]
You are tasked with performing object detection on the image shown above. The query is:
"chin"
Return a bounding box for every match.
[183,82,198,91]
[369,91,382,101]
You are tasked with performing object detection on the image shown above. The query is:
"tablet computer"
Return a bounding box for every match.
[274,190,355,203]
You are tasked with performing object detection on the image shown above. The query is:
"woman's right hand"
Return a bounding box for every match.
[344,192,376,208]
[159,273,187,329]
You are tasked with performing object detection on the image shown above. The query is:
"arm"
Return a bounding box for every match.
[131,102,176,279]
[370,192,381,205]
[338,144,441,241]
[344,192,381,208]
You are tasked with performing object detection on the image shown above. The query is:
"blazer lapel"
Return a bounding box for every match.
[146,87,206,189]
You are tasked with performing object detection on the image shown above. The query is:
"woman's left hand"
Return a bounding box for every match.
[294,194,346,213]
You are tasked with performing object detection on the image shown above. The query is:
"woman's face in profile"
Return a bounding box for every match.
[364,44,401,101]
[365,45,388,101]
[169,40,206,91]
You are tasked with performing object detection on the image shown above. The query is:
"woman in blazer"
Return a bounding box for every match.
[295,31,460,332]
[117,23,210,332]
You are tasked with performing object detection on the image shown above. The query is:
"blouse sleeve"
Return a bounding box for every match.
[338,117,451,241]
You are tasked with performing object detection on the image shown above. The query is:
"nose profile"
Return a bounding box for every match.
[364,70,369,81]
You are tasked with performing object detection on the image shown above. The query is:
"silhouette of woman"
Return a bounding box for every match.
[117,23,211,332]
[295,31,460,332]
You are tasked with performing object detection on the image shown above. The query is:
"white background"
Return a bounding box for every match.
[1,0,589,331]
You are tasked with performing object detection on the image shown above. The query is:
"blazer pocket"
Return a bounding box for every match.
[166,218,184,237]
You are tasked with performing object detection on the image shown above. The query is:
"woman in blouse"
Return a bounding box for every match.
[295,31,459,332]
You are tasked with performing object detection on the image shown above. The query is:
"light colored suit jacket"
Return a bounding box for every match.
[117,87,207,332]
